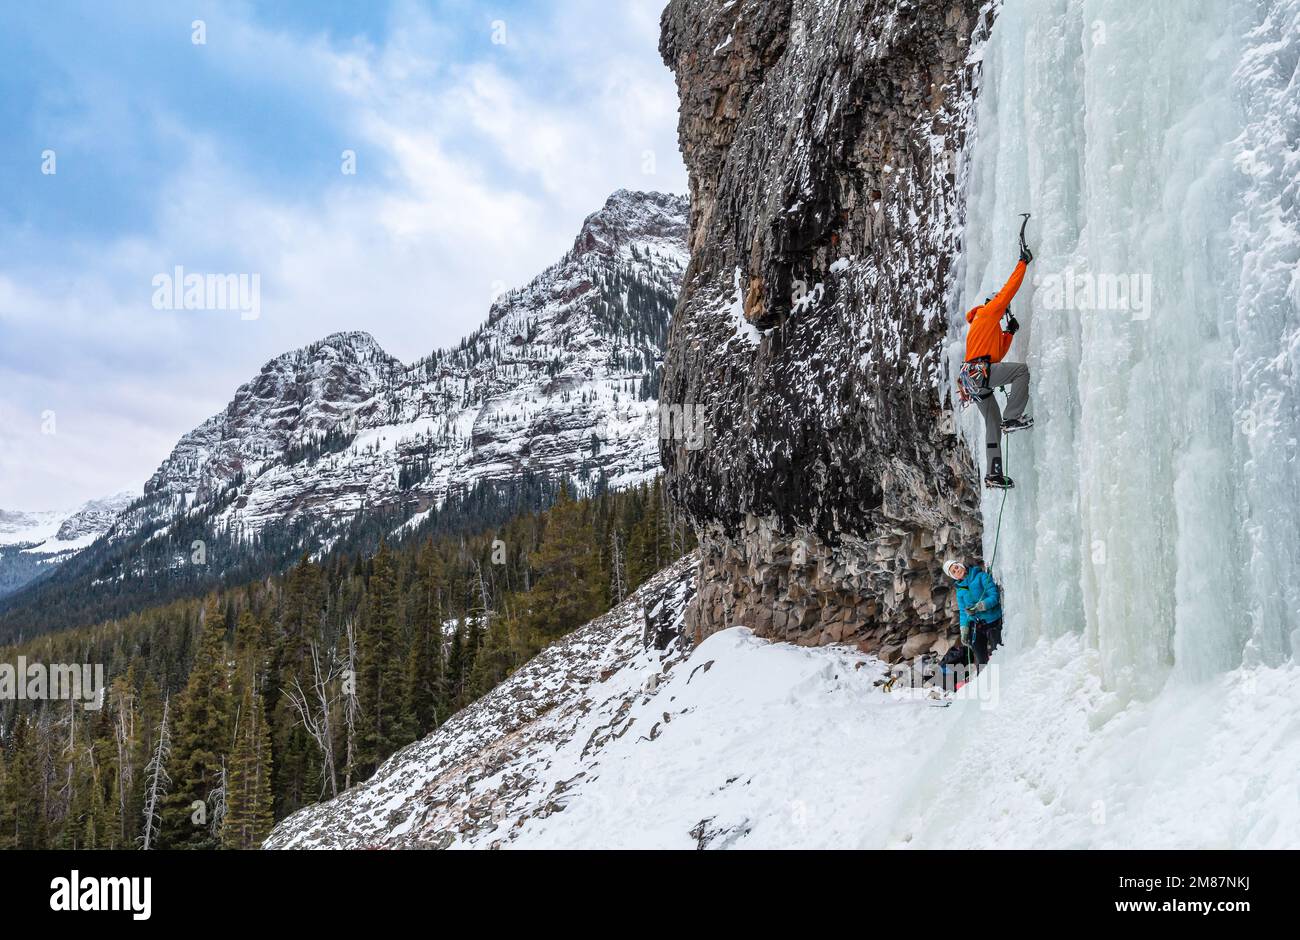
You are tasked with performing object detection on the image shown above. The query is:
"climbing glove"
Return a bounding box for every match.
[960,625,971,646]
[968,600,987,614]
[1006,314,1020,335]
[1020,244,1034,263]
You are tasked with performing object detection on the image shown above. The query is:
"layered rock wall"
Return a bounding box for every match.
[659,0,996,654]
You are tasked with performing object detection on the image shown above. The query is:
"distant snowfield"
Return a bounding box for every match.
[0,509,68,547]
[0,491,138,596]
[268,559,1299,850]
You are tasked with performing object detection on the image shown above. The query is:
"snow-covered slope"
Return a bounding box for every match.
[267,554,1299,849]
[265,555,700,849]
[0,509,67,547]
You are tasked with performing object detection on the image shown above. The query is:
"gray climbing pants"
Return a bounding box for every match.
[974,361,1030,472]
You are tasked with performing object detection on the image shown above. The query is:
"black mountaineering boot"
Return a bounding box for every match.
[1001,416,1034,434]
[984,457,1014,490]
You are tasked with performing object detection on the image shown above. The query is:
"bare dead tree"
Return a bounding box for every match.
[139,696,171,850]
[471,559,494,634]
[112,680,137,846]
[610,528,628,604]
[209,757,227,840]
[343,618,360,791]
[284,640,342,799]
[54,697,79,827]
[35,708,57,832]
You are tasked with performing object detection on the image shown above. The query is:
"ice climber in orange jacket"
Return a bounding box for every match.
[960,236,1034,490]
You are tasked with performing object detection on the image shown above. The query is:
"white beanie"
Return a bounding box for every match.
[943,559,965,579]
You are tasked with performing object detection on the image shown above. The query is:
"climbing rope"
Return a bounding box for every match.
[965,392,1011,678]
[988,422,1010,577]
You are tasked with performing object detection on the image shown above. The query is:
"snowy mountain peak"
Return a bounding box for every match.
[0,491,136,548]
[571,189,689,259]
[54,490,138,541]
[259,329,401,381]
[143,330,401,501]
[294,330,394,363]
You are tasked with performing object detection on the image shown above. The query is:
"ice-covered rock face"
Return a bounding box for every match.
[658,0,992,648]
[112,190,688,550]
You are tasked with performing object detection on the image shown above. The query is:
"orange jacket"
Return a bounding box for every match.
[964,259,1027,362]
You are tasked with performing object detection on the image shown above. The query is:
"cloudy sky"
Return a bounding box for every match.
[0,0,687,510]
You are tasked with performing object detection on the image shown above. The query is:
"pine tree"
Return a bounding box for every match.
[109,671,141,848]
[161,600,232,849]
[397,540,444,738]
[0,740,11,851]
[81,762,109,849]
[525,486,604,639]
[400,619,440,743]
[84,704,119,849]
[445,620,467,712]
[356,542,403,777]
[627,479,672,588]
[7,718,46,849]
[223,687,275,849]
[470,605,517,698]
[270,557,324,818]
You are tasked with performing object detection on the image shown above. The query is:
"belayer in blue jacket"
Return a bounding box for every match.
[942,559,1003,666]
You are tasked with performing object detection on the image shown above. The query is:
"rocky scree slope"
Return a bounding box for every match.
[265,555,699,849]
[658,0,994,655]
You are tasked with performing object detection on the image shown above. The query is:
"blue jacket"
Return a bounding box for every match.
[956,565,1001,627]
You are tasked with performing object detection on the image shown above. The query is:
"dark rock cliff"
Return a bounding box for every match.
[659,0,995,655]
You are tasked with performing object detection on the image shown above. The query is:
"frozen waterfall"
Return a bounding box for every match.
[952,0,1300,696]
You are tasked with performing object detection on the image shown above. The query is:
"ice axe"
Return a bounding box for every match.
[997,213,1033,336]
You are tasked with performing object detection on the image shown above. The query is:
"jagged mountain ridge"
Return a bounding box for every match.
[0,190,688,634]
[133,189,687,540]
